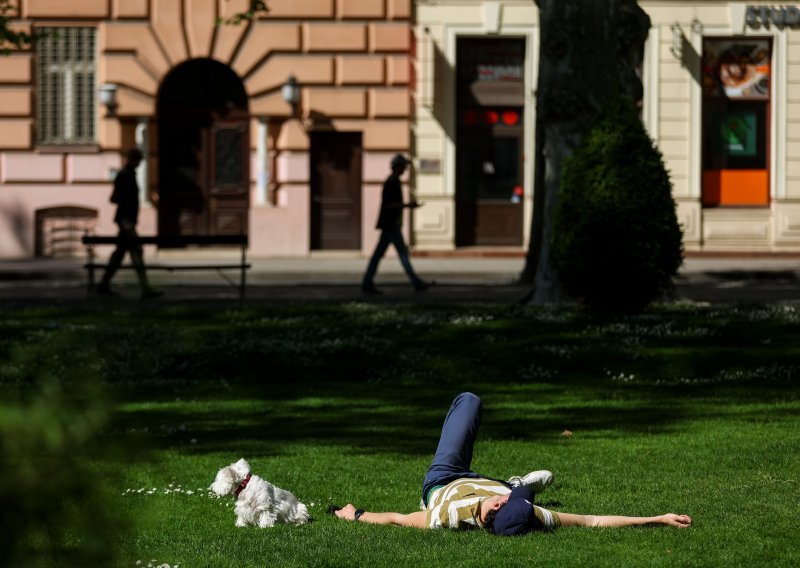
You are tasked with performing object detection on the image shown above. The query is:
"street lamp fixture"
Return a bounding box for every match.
[670,22,683,60]
[281,74,300,115]
[99,83,119,117]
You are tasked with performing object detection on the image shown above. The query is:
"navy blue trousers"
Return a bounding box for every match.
[362,226,423,288]
[421,392,509,506]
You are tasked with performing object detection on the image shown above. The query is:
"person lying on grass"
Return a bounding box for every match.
[332,392,692,536]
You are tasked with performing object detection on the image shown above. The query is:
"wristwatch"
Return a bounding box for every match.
[354,508,365,521]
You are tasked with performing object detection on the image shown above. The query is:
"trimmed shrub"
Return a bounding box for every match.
[0,342,126,567]
[552,98,683,312]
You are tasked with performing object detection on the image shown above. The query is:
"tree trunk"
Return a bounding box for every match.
[522,0,650,304]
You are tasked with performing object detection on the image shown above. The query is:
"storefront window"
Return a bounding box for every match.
[701,39,771,206]
[455,37,525,246]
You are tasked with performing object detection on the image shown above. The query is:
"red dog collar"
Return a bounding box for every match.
[234,473,252,496]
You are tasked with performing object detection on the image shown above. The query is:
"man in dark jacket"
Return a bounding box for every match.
[362,154,432,294]
[97,148,161,299]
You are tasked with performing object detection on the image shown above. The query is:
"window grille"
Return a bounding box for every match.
[35,27,96,145]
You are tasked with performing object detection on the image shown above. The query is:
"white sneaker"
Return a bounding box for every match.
[507,470,554,493]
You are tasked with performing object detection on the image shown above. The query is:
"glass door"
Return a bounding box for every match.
[702,38,771,206]
[455,37,525,246]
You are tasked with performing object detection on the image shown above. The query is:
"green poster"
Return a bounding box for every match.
[720,112,756,157]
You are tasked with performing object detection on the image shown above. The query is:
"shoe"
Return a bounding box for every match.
[96,284,119,297]
[414,280,436,292]
[507,470,554,493]
[361,284,383,295]
[141,288,163,299]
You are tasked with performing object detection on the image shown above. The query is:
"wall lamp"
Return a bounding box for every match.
[281,74,300,115]
[98,83,119,118]
[670,22,683,59]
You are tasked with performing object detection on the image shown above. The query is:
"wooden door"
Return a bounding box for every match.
[158,113,206,237]
[310,132,363,250]
[207,117,249,235]
[158,114,249,237]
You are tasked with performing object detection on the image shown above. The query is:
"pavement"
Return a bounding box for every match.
[1,252,800,305]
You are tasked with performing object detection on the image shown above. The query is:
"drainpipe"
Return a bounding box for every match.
[135,118,149,204]
[256,117,269,205]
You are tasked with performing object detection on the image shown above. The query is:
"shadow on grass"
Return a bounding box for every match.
[3,303,799,461]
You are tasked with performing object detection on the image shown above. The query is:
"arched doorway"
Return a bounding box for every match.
[157,59,249,237]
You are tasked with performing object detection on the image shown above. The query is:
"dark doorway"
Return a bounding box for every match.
[310,132,363,250]
[455,37,525,246]
[157,59,250,237]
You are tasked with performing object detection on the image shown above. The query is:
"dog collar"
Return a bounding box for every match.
[234,473,252,497]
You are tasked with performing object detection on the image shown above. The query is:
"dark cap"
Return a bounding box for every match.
[492,486,542,536]
[126,147,144,162]
[390,154,411,168]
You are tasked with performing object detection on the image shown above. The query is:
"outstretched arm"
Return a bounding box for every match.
[558,512,692,528]
[334,503,428,529]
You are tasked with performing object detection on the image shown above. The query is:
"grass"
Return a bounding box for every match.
[0,301,798,567]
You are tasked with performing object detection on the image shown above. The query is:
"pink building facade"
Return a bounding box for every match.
[0,0,412,258]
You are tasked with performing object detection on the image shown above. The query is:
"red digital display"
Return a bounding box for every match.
[502,111,519,125]
[462,108,523,127]
[483,111,499,125]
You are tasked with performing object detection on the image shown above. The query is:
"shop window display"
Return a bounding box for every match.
[702,39,771,206]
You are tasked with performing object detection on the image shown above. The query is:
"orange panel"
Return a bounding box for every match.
[703,169,769,206]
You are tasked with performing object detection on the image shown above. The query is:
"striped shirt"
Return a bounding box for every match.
[424,478,561,531]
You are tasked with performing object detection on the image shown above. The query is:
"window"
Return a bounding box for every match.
[701,38,772,206]
[35,27,97,145]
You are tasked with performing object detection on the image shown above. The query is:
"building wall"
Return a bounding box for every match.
[413,0,800,254]
[644,1,800,251]
[0,0,412,258]
[4,1,800,258]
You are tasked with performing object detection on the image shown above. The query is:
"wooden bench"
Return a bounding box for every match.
[82,234,250,299]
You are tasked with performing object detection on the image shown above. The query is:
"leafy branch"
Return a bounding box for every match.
[217,0,269,26]
[0,0,32,55]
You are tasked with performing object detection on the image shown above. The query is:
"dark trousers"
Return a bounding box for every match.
[362,226,423,288]
[99,222,150,289]
[421,392,509,506]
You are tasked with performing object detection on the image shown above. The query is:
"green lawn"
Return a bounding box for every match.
[1,302,798,567]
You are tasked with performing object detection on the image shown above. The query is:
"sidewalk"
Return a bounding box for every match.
[1,254,799,304]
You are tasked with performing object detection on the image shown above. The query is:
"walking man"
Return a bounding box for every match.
[333,392,692,535]
[362,154,433,294]
[97,147,161,299]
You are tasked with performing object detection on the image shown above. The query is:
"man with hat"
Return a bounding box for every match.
[96,147,162,299]
[333,392,692,535]
[361,154,433,294]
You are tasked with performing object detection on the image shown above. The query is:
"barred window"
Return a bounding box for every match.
[35,27,97,145]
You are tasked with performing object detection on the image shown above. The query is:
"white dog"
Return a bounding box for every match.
[210,458,310,528]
